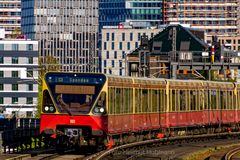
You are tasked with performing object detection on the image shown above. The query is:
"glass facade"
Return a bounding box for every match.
[99,0,163,30]
[21,0,99,72]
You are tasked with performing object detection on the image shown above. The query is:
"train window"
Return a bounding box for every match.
[199,91,203,111]
[115,88,122,114]
[173,90,180,112]
[228,90,233,110]
[108,88,115,115]
[123,88,132,114]
[170,90,176,112]
[210,90,217,110]
[93,92,106,115]
[159,90,162,112]
[204,91,208,110]
[135,89,141,113]
[190,90,196,111]
[220,91,226,109]
[42,90,56,113]
[142,89,149,113]
[152,90,159,112]
[179,90,186,111]
[129,89,133,113]
[158,89,166,112]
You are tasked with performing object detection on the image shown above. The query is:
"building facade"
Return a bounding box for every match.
[0,0,21,38]
[21,0,99,72]
[0,40,38,118]
[99,0,163,30]
[101,26,162,76]
[163,0,239,35]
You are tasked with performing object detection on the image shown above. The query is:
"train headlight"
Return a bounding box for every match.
[49,106,54,112]
[100,107,105,113]
[44,106,49,111]
[94,107,99,113]
[93,107,106,115]
[43,105,56,113]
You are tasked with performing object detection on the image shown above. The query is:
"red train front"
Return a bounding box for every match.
[40,72,108,150]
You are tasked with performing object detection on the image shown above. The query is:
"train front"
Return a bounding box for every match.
[40,72,107,149]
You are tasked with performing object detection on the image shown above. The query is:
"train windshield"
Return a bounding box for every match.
[45,73,106,114]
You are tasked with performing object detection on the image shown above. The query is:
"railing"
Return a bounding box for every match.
[0,118,48,154]
[151,51,240,64]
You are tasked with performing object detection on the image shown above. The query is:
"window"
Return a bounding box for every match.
[12,84,18,91]
[106,51,109,59]
[112,60,115,67]
[112,33,115,41]
[27,111,32,118]
[106,33,110,41]
[0,84,3,90]
[0,56,3,64]
[104,60,107,67]
[28,84,33,91]
[122,33,125,41]
[122,51,125,58]
[0,44,4,50]
[135,42,138,48]
[114,51,117,59]
[130,32,133,41]
[111,42,114,50]
[27,97,33,104]
[27,70,33,77]
[138,33,141,41]
[12,57,18,64]
[0,71,3,77]
[12,97,18,104]
[12,71,18,77]
[0,97,3,104]
[27,44,33,51]
[12,44,19,51]
[104,42,107,50]
[28,57,33,64]
[119,42,122,50]
[119,61,122,67]
[127,42,131,50]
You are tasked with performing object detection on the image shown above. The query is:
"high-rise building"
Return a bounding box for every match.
[99,0,163,30]
[0,39,38,118]
[21,0,99,72]
[163,0,238,35]
[0,0,21,38]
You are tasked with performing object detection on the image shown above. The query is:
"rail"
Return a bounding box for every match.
[224,146,240,160]
[84,132,240,160]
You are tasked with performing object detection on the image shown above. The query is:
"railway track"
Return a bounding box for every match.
[6,132,240,160]
[84,132,240,160]
[224,146,240,160]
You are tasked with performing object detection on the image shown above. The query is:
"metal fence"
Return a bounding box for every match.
[0,118,43,154]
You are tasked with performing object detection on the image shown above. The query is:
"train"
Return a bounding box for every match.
[40,72,240,151]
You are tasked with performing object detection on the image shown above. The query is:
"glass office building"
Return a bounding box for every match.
[21,0,99,72]
[99,0,163,29]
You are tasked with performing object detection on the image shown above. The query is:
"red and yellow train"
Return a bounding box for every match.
[40,72,240,150]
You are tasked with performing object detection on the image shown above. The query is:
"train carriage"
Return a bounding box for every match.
[40,72,240,150]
